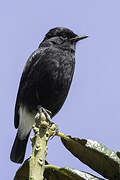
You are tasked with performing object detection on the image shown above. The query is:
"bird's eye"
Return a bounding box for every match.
[58,32,67,39]
[62,33,67,38]
[62,33,69,39]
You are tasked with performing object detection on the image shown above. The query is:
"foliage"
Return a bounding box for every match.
[14,116,120,180]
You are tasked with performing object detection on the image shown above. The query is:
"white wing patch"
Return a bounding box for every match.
[18,105,35,140]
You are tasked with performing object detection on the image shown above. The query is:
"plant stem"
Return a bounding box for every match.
[29,112,55,180]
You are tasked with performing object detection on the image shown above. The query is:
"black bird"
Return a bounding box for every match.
[10,27,88,163]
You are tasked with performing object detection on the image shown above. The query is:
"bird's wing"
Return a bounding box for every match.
[14,48,44,128]
[14,47,60,128]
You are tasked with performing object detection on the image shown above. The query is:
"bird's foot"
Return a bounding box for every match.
[37,105,52,121]
[49,123,59,139]
[34,106,52,134]
[35,106,58,138]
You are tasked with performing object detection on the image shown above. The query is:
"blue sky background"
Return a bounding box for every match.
[1,0,120,179]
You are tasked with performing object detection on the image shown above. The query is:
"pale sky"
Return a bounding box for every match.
[1,0,120,179]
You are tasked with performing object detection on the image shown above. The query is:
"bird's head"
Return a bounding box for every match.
[43,27,88,49]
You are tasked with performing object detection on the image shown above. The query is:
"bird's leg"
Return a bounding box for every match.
[37,105,52,122]
[35,105,58,138]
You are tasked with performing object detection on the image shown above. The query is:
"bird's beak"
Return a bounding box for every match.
[71,35,88,42]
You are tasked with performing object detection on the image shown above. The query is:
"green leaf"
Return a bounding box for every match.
[44,165,104,180]
[14,159,48,180]
[14,159,29,180]
[60,135,120,180]
[14,159,103,180]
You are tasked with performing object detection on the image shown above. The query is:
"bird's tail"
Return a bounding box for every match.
[10,132,30,163]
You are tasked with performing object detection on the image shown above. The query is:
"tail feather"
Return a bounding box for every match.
[10,132,30,163]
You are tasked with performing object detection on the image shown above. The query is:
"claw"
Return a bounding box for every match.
[37,106,52,121]
[50,123,59,139]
